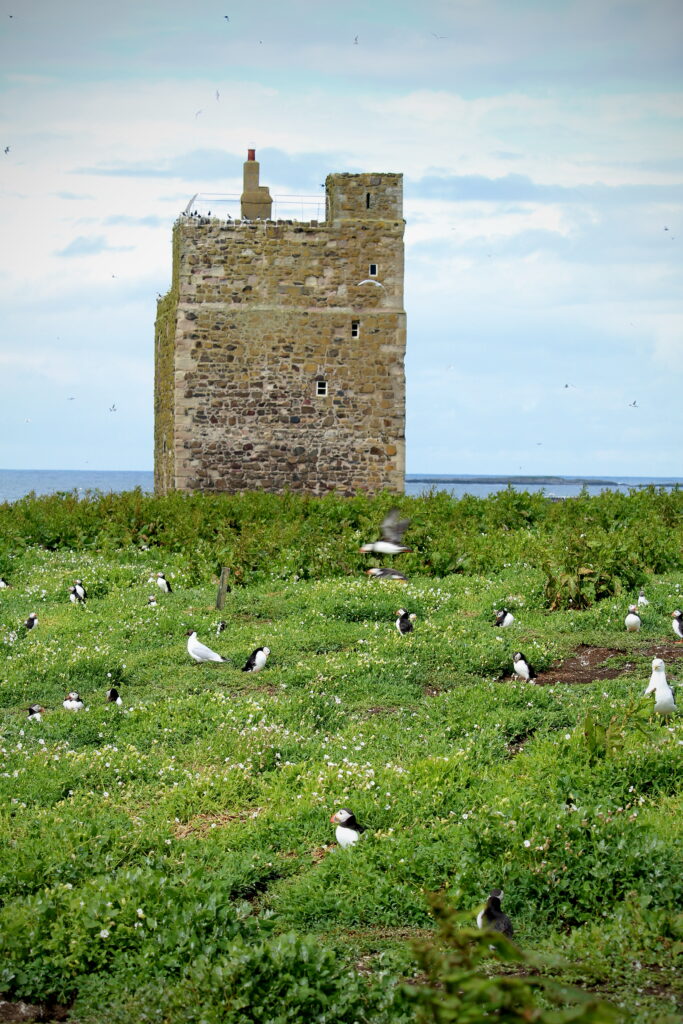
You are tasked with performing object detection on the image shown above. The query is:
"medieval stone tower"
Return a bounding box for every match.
[154,151,406,496]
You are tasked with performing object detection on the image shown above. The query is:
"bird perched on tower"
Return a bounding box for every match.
[644,658,677,716]
[624,605,641,632]
[360,508,411,555]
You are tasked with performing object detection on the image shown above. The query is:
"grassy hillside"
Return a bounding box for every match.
[0,489,682,1022]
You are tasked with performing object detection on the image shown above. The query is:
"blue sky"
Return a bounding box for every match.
[0,0,681,475]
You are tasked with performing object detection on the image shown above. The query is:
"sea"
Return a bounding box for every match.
[0,469,681,504]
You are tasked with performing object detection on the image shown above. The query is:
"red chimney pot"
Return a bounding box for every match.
[247,149,256,161]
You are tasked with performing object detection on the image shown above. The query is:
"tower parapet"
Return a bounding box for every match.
[240,149,272,220]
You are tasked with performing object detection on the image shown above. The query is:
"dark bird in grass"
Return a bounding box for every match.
[366,567,408,582]
[107,687,122,705]
[512,652,535,682]
[69,585,85,605]
[216,620,227,637]
[330,808,365,848]
[494,608,514,628]
[147,594,157,607]
[0,577,10,588]
[477,889,513,937]
[396,608,417,635]
[156,571,172,593]
[242,646,270,673]
[24,612,38,630]
[672,609,683,642]
[27,704,46,721]
[360,508,411,555]
[74,580,87,601]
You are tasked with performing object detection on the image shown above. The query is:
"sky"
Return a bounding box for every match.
[0,0,681,476]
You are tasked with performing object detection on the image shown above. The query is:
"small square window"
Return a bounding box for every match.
[351,320,360,338]
[316,380,328,396]
[369,263,378,276]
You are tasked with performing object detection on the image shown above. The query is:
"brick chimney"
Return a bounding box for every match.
[240,149,272,220]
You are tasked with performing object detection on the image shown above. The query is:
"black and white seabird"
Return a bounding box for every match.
[24,612,38,630]
[330,808,366,848]
[396,608,417,634]
[27,703,46,721]
[637,590,649,607]
[644,657,677,715]
[476,888,513,937]
[512,652,536,682]
[494,608,514,628]
[672,610,683,642]
[156,572,173,593]
[69,585,85,605]
[186,630,226,663]
[216,620,227,637]
[107,687,123,706]
[147,595,157,607]
[360,508,411,555]
[0,577,9,588]
[63,691,84,711]
[366,567,408,582]
[625,605,641,632]
[242,646,270,673]
[74,580,87,601]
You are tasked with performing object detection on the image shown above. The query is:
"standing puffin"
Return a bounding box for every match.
[512,652,536,682]
[0,577,10,588]
[477,888,514,937]
[366,567,408,582]
[644,657,677,716]
[360,508,411,555]
[242,646,270,673]
[147,594,158,607]
[330,808,366,848]
[24,612,38,630]
[637,590,649,607]
[624,605,641,632]
[27,704,46,721]
[395,609,417,634]
[494,608,514,628]
[156,572,173,593]
[69,585,85,605]
[74,580,87,601]
[672,610,683,642]
[107,687,123,706]
[63,692,84,711]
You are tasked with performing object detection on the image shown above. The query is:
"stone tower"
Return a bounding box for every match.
[154,152,406,496]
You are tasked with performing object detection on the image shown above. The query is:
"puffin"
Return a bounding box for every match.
[107,687,123,706]
[624,605,641,632]
[360,508,411,555]
[74,580,87,601]
[147,595,158,607]
[242,646,270,673]
[69,585,85,604]
[24,612,38,630]
[494,608,514,628]
[63,691,84,711]
[216,620,227,637]
[27,704,46,721]
[637,590,649,607]
[186,630,226,663]
[330,808,366,848]
[156,572,173,593]
[672,610,683,642]
[477,888,514,937]
[0,577,9,588]
[396,608,417,634]
[644,657,677,716]
[512,652,536,682]
[366,567,408,582]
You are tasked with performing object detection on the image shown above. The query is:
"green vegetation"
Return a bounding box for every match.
[0,487,682,1022]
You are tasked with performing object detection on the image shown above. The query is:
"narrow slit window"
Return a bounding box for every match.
[366,192,371,209]
[369,263,378,276]
[351,320,360,338]
[316,380,328,396]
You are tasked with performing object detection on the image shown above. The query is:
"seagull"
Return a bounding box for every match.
[625,605,641,632]
[63,691,84,711]
[27,704,46,721]
[512,652,536,682]
[156,572,172,593]
[644,658,676,716]
[330,808,365,848]
[672,610,683,642]
[186,630,227,663]
[366,567,408,582]
[494,608,514,628]
[637,590,649,607]
[477,889,513,937]
[24,612,38,630]
[4,146,10,155]
[629,400,638,408]
[242,646,270,673]
[109,403,117,412]
[360,508,411,555]
[107,687,123,706]
[396,608,417,635]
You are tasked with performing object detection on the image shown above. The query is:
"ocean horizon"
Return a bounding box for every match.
[0,468,681,504]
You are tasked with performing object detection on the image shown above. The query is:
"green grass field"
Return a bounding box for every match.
[1,490,682,1022]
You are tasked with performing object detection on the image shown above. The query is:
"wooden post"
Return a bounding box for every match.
[216,567,231,610]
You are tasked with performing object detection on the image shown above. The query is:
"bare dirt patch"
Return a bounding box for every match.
[174,807,261,839]
[533,642,683,687]
[0,1001,70,1023]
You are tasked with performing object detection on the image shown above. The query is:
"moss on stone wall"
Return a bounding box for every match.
[154,222,181,494]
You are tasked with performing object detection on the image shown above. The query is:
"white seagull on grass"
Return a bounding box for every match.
[186,630,226,663]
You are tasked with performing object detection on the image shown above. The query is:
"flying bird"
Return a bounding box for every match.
[353,35,358,44]
[195,110,203,118]
[477,889,513,937]
[360,508,411,555]
[216,90,220,101]
[330,808,365,848]
[4,146,9,155]
[629,400,638,408]
[242,646,270,673]
[109,403,117,412]
[366,567,408,582]
[186,630,227,663]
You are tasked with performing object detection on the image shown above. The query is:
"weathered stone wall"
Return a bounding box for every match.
[155,172,406,496]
